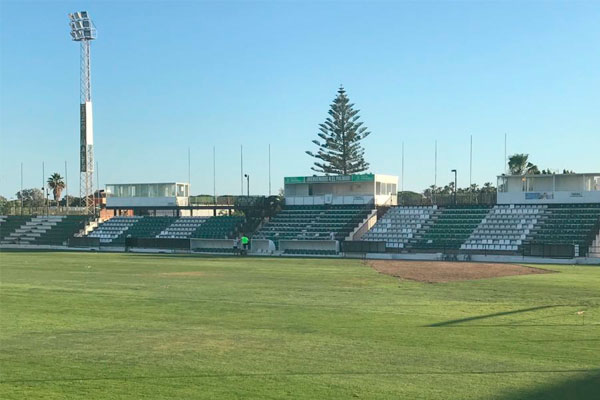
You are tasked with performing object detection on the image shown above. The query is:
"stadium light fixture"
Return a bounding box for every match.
[69,10,97,216]
[69,11,97,41]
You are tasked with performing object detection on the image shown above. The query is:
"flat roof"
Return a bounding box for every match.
[106,182,189,185]
[498,173,599,178]
[284,173,397,184]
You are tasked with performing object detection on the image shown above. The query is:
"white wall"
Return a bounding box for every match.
[285,195,374,206]
[498,191,600,204]
[107,196,188,208]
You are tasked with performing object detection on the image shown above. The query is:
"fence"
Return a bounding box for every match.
[125,238,190,250]
[521,243,576,258]
[341,241,386,253]
[398,192,497,207]
[4,205,90,216]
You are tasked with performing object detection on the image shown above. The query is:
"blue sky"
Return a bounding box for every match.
[1,0,599,199]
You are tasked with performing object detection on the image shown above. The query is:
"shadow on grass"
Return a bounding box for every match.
[497,370,599,400]
[428,305,560,327]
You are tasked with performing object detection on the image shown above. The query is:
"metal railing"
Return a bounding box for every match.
[3,205,91,216]
[398,193,497,206]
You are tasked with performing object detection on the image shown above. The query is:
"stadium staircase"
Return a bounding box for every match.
[253,205,374,244]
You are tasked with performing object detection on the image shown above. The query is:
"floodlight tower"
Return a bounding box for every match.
[69,11,97,216]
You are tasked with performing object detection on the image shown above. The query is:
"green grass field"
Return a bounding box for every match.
[1,251,599,399]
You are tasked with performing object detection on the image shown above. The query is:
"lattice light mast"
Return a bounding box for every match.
[69,11,97,216]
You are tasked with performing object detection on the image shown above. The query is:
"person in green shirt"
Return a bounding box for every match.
[241,235,249,255]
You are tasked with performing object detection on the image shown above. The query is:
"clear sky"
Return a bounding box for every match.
[1,0,599,199]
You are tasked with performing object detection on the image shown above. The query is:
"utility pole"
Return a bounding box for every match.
[65,161,69,214]
[504,133,507,174]
[469,134,473,187]
[434,140,437,204]
[213,146,216,205]
[451,169,457,205]
[96,161,100,217]
[20,163,23,215]
[42,161,48,215]
[401,141,405,193]
[240,145,244,195]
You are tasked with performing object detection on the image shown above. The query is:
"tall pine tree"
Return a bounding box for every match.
[306,86,371,175]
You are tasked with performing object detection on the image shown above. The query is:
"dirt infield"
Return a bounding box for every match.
[367,260,553,283]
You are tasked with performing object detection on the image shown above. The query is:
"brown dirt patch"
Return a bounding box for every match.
[367,260,553,283]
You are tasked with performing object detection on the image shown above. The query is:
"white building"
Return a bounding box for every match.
[105,183,189,208]
[497,173,600,204]
[284,173,398,206]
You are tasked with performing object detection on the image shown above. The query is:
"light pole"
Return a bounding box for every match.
[69,11,97,216]
[244,174,250,196]
[451,169,457,205]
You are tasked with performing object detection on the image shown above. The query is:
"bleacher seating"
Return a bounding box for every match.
[86,215,244,244]
[190,216,245,239]
[363,203,600,254]
[462,204,546,252]
[362,206,436,249]
[29,216,88,245]
[526,204,600,252]
[0,215,88,245]
[414,205,491,250]
[119,216,177,243]
[87,216,142,244]
[0,216,32,243]
[254,205,373,242]
[157,217,208,239]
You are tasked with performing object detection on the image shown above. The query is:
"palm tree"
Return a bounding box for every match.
[47,173,65,203]
[482,182,496,193]
[508,153,539,175]
[467,183,479,193]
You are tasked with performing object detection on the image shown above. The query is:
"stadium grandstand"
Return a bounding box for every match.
[1,172,599,261]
